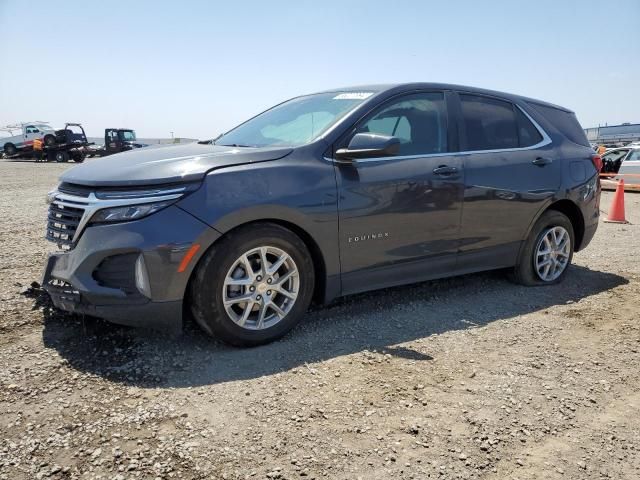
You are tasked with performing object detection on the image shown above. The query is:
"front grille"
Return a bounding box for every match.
[47,202,85,249]
[92,253,138,294]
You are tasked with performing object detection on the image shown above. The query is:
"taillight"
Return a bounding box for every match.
[591,154,602,172]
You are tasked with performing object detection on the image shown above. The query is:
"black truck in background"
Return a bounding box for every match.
[87,128,148,157]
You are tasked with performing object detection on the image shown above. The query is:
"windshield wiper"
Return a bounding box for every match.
[217,143,254,148]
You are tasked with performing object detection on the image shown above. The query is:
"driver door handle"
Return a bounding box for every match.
[532,157,553,166]
[433,165,459,176]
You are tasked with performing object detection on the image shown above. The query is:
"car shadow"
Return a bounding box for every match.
[41,265,627,388]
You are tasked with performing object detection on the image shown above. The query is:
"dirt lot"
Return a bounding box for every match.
[0,158,639,480]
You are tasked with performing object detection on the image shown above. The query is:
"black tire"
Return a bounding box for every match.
[511,210,574,286]
[190,223,315,347]
[71,151,85,163]
[43,134,57,147]
[55,151,69,163]
[4,143,17,156]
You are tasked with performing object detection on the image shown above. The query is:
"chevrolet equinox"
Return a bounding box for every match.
[43,83,601,346]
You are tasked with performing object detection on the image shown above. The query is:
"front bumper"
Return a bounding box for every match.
[42,205,220,331]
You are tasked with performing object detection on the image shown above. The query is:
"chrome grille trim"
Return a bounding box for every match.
[46,189,185,249]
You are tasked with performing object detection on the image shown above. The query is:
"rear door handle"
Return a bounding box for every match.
[532,157,553,166]
[433,165,459,175]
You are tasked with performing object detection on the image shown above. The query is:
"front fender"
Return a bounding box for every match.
[176,157,342,302]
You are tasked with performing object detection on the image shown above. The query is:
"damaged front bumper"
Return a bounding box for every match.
[42,205,220,332]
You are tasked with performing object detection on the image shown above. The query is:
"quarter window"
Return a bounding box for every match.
[516,108,543,147]
[459,94,519,151]
[356,92,448,155]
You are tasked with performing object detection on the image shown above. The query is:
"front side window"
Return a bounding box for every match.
[459,94,519,151]
[25,126,38,134]
[216,92,374,148]
[355,92,448,155]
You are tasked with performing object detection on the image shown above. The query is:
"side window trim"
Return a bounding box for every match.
[453,91,552,155]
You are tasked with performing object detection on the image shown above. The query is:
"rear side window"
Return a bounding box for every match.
[515,108,543,147]
[459,94,519,150]
[528,103,590,147]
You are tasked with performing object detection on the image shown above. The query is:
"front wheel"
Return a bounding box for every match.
[511,210,574,286]
[4,143,17,156]
[190,223,315,346]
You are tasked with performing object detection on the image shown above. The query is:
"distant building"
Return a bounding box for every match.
[584,123,640,145]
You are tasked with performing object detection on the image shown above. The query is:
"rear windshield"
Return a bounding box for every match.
[528,103,589,147]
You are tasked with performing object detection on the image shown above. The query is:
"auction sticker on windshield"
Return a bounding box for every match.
[333,92,373,100]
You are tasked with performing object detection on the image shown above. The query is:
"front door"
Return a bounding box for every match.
[334,91,465,294]
[24,125,40,148]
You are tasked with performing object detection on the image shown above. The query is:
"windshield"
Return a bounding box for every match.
[215,92,374,148]
[119,130,136,141]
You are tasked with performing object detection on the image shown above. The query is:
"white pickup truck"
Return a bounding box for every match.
[1,122,57,156]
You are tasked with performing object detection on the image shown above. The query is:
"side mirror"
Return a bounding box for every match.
[335,133,400,161]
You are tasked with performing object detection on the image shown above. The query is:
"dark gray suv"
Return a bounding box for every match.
[43,83,601,346]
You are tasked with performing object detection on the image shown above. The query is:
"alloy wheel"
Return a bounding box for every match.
[534,226,571,282]
[222,246,299,330]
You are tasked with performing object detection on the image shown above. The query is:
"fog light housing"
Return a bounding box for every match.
[135,254,151,298]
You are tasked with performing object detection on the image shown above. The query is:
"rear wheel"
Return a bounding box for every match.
[4,143,17,156]
[190,224,315,347]
[511,210,574,286]
[71,151,85,162]
[43,134,56,147]
[55,151,69,163]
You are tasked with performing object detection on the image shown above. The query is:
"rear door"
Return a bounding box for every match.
[454,93,560,270]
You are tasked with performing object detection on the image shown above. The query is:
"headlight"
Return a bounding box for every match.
[88,182,200,224]
[90,200,174,224]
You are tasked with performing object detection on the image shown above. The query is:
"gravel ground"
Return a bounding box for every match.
[1,158,639,480]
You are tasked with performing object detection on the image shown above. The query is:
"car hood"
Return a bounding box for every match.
[60,143,293,187]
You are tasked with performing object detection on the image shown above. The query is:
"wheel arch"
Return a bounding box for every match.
[546,199,585,251]
[186,218,329,308]
[520,198,586,259]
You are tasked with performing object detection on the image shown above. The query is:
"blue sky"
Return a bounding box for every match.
[1,0,638,138]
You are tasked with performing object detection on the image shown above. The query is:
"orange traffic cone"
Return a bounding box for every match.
[605,179,628,224]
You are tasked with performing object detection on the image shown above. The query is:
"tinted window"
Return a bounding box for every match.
[516,108,543,147]
[528,103,590,147]
[356,92,447,155]
[459,94,519,150]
